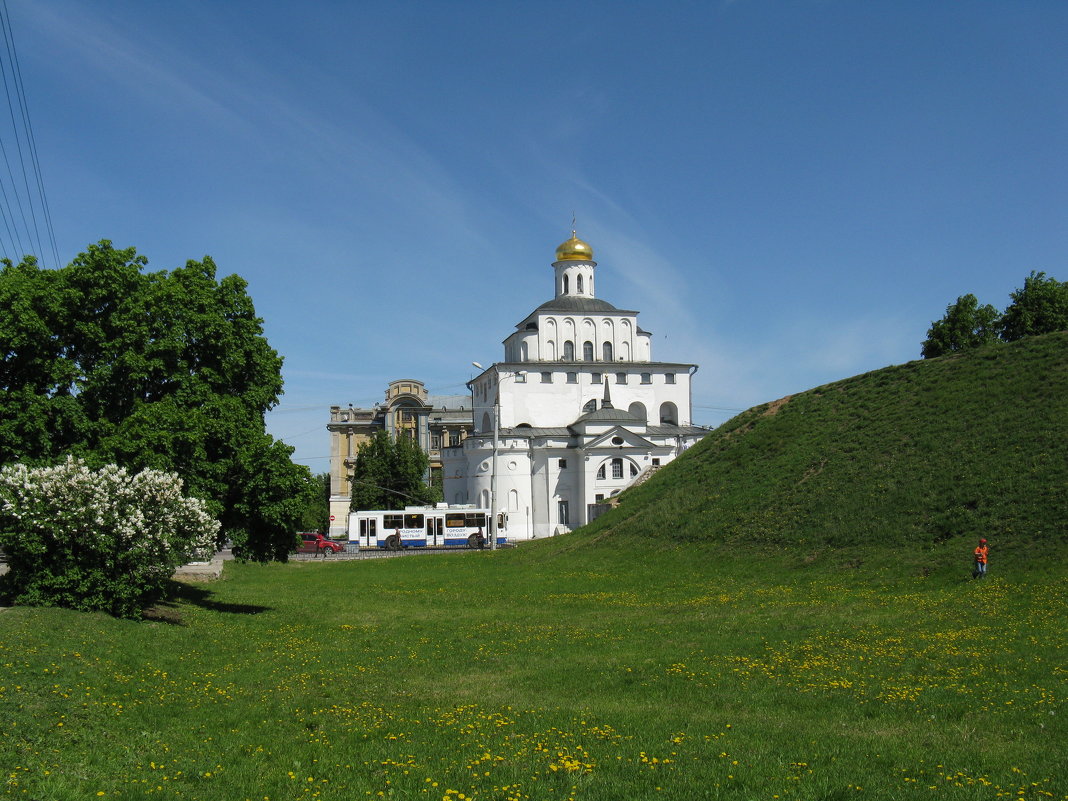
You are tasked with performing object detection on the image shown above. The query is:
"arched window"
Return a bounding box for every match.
[583,341,594,361]
[628,401,647,422]
[508,489,519,511]
[611,458,623,479]
[596,464,606,480]
[520,341,528,361]
[563,340,574,360]
[562,274,569,294]
[659,402,678,425]
[602,341,613,361]
[481,412,492,432]
[577,274,584,293]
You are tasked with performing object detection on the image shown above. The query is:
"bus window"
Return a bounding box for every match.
[466,513,487,528]
[384,513,403,529]
[445,514,465,528]
[404,513,424,528]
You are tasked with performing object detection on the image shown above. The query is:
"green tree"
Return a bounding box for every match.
[0,256,92,458]
[349,431,393,511]
[349,431,437,511]
[0,241,311,561]
[298,472,331,533]
[999,271,1068,342]
[921,294,1001,358]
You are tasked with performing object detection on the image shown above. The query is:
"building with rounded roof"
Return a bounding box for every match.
[442,231,709,540]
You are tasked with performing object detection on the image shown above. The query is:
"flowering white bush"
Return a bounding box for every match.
[0,457,220,617]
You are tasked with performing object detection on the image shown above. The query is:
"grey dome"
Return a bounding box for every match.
[533,296,621,314]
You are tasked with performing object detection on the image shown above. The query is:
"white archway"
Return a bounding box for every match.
[659,402,678,425]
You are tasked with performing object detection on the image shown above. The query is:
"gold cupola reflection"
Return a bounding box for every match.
[555,231,594,262]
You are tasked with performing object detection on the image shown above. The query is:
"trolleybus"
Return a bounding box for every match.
[347,506,503,550]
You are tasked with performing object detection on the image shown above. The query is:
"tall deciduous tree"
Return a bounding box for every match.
[999,271,1068,342]
[349,430,437,511]
[0,241,313,561]
[921,294,1001,358]
[298,472,331,533]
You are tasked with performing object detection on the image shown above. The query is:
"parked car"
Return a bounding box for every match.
[296,532,345,555]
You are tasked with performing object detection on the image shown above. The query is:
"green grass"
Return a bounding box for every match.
[2,332,1065,800]
[587,331,1068,549]
[1,541,1066,800]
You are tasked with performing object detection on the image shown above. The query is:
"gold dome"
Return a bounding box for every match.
[555,231,594,262]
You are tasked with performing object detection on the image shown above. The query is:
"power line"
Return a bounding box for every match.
[0,1,59,267]
[0,105,28,259]
[0,33,39,260]
[273,423,328,443]
[0,174,20,256]
[268,404,333,413]
[2,1,58,268]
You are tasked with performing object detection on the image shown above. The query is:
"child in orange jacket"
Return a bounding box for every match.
[972,538,988,579]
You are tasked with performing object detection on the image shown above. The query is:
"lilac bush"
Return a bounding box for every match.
[0,457,219,617]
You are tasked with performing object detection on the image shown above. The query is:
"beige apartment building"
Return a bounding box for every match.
[327,379,473,537]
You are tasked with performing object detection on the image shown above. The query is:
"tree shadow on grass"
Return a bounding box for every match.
[143,580,272,624]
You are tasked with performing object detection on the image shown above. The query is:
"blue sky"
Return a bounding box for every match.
[8,1,1068,469]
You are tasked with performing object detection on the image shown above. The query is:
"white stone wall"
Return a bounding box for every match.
[532,314,642,366]
[443,423,705,539]
[553,261,596,298]
[636,332,652,361]
[328,497,350,538]
[448,437,542,540]
[528,441,580,538]
[496,369,695,428]
[505,312,653,367]
[469,367,695,432]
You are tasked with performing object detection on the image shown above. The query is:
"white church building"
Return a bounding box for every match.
[441,231,709,540]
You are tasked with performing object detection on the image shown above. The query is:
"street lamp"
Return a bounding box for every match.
[471,362,525,550]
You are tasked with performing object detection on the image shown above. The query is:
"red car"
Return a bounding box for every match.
[296,532,345,555]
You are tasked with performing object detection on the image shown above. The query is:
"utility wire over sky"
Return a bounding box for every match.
[0,0,58,268]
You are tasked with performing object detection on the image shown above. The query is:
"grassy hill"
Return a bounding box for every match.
[586,330,1068,556]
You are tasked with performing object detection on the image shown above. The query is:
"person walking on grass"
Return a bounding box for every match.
[973,538,988,579]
